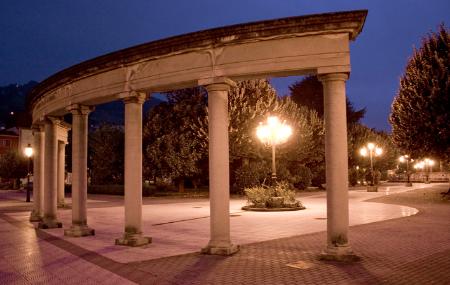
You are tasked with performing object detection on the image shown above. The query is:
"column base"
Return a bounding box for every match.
[319,245,360,262]
[115,232,152,247]
[201,243,240,256]
[29,210,42,222]
[64,224,95,237]
[38,218,62,229]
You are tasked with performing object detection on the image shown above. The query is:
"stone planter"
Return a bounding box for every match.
[367,186,378,192]
[267,197,284,208]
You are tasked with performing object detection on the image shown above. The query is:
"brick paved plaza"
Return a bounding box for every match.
[0,183,449,284]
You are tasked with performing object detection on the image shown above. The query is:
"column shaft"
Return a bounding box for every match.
[30,127,44,222]
[57,141,66,207]
[115,94,151,246]
[65,105,94,237]
[38,118,62,228]
[201,81,239,255]
[319,73,357,261]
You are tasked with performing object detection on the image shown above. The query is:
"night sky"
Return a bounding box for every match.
[1,0,449,131]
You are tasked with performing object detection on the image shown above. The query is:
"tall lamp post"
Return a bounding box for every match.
[399,155,413,187]
[24,144,33,202]
[256,116,292,181]
[360,142,382,188]
[423,158,434,184]
[414,161,425,182]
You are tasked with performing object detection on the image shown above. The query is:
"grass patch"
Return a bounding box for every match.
[367,185,450,205]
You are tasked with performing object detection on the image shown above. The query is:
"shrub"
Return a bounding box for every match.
[244,185,272,208]
[272,181,296,204]
[292,164,312,190]
[88,185,124,195]
[244,181,304,209]
[234,160,270,193]
[87,184,156,196]
[348,168,358,186]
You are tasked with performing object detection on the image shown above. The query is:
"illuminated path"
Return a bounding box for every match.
[5,184,424,263]
[2,183,450,284]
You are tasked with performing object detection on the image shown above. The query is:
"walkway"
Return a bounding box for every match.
[0,183,449,284]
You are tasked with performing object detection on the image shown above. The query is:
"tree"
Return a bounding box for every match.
[89,124,124,185]
[143,88,207,192]
[144,79,326,192]
[390,24,450,162]
[289,75,366,125]
[0,150,28,189]
[347,124,399,182]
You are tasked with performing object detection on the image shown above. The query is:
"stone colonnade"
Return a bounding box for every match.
[32,117,70,227]
[30,73,354,260]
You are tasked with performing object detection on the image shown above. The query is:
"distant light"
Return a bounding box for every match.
[10,111,14,115]
[375,147,383,156]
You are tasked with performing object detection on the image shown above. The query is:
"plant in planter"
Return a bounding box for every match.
[242,181,305,211]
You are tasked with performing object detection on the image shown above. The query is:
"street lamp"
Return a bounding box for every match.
[399,155,413,186]
[24,144,33,202]
[256,116,292,181]
[423,158,435,184]
[360,142,382,186]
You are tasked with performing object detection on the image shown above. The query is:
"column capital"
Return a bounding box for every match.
[67,104,95,115]
[318,73,349,83]
[31,124,45,133]
[199,77,236,92]
[123,92,147,104]
[45,116,61,125]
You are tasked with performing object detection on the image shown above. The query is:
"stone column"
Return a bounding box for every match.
[30,125,44,222]
[38,117,62,229]
[319,73,358,261]
[200,78,239,255]
[64,105,95,237]
[57,141,66,208]
[115,93,151,246]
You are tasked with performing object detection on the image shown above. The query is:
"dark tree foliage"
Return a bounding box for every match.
[0,150,28,188]
[89,124,124,185]
[143,88,207,192]
[289,75,366,125]
[390,24,450,161]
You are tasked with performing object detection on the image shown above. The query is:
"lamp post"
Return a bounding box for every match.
[24,144,33,202]
[414,161,425,182]
[423,158,434,184]
[256,116,292,181]
[360,142,382,188]
[399,155,413,187]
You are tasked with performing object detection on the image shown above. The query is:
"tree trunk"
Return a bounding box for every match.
[178,179,185,193]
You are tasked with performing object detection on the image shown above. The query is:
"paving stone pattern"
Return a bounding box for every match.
[0,185,449,284]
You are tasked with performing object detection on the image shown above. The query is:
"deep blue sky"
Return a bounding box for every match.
[1,1,449,131]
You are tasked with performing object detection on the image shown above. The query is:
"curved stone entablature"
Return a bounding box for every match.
[28,10,367,124]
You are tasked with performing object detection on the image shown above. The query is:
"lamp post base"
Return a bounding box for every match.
[367,186,378,192]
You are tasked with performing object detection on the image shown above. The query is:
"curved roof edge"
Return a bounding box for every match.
[28,9,367,110]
